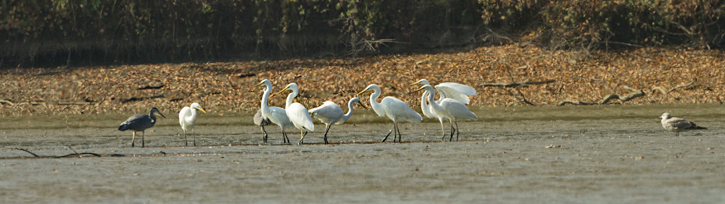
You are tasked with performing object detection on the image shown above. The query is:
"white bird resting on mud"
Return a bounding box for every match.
[253,109,272,143]
[279,83,315,145]
[659,113,706,136]
[308,97,366,144]
[358,84,422,143]
[179,103,206,146]
[419,85,477,141]
[256,79,294,144]
[118,107,166,147]
[414,79,477,105]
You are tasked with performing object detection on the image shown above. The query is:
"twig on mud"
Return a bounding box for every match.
[12,148,40,158]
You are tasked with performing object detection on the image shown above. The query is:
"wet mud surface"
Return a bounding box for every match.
[2,104,725,203]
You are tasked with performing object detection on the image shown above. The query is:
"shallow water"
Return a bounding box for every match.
[1,104,724,203]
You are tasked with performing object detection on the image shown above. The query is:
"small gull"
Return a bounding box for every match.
[659,113,706,136]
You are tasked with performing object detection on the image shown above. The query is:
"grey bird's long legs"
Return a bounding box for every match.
[131,131,137,147]
[141,131,145,148]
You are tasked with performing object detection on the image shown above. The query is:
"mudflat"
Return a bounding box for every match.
[1,103,725,203]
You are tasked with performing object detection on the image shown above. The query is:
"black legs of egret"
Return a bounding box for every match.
[322,124,333,144]
[261,126,268,144]
[182,130,197,146]
[298,130,309,145]
[446,121,460,142]
[381,123,403,143]
[282,132,290,144]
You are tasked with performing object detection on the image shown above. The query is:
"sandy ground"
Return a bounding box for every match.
[1,104,725,203]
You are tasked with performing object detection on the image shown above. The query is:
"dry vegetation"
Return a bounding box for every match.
[0,45,721,116]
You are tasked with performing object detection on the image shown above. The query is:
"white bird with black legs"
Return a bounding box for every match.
[420,85,477,141]
[659,113,706,136]
[256,79,293,144]
[253,109,272,143]
[118,107,166,147]
[179,103,206,146]
[308,97,366,144]
[416,87,448,139]
[279,83,315,145]
[358,84,422,143]
[415,79,476,104]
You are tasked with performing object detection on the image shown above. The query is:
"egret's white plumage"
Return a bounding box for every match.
[420,85,477,141]
[416,79,476,104]
[179,103,206,146]
[309,97,365,144]
[256,79,293,144]
[418,90,448,138]
[659,113,707,136]
[358,84,422,142]
[279,83,315,144]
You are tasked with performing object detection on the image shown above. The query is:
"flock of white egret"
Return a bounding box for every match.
[118,78,480,147]
[117,78,710,147]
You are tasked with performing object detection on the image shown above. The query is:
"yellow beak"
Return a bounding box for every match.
[357,88,368,95]
[277,87,289,95]
[197,108,207,113]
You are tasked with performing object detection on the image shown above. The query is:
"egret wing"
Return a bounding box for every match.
[382,97,422,123]
[287,103,315,131]
[439,98,477,120]
[309,101,344,124]
[436,82,476,104]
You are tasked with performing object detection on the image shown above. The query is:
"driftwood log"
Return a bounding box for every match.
[651,79,696,95]
[558,86,645,106]
[480,80,556,88]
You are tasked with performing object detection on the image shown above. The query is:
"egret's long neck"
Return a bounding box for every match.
[420,91,432,117]
[341,100,355,122]
[369,90,384,117]
[426,89,443,112]
[285,90,297,109]
[261,86,271,111]
[189,109,197,121]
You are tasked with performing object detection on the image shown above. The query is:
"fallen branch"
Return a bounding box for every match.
[480,80,556,88]
[138,84,165,90]
[0,99,14,105]
[11,147,108,158]
[120,94,165,103]
[652,79,697,95]
[559,86,645,106]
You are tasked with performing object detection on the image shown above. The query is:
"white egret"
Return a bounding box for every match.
[179,103,206,146]
[415,79,476,104]
[253,109,272,143]
[420,85,477,141]
[659,113,706,136]
[118,107,166,147]
[416,87,448,139]
[279,83,315,145]
[308,97,366,144]
[358,84,422,142]
[256,79,293,144]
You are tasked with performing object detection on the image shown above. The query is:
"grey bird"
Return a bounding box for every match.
[118,107,167,147]
[253,109,272,143]
[659,113,706,136]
